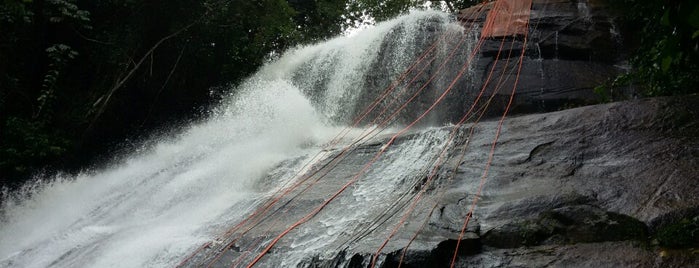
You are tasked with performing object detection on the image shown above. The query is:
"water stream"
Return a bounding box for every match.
[0,11,475,268]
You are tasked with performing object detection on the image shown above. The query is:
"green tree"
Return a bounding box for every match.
[0,0,366,187]
[611,0,699,96]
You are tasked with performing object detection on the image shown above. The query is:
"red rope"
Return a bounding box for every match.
[182,3,524,267]
[371,2,524,264]
[224,18,478,267]
[333,14,488,255]
[246,12,496,268]
[369,20,512,268]
[198,22,466,268]
[449,15,530,268]
[397,34,519,267]
[175,241,211,268]
[180,22,453,268]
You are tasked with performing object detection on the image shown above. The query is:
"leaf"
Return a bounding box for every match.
[661,9,670,26]
[662,36,680,56]
[661,55,673,72]
[693,30,699,39]
[686,4,699,28]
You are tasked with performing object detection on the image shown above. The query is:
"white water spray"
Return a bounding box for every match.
[0,11,467,268]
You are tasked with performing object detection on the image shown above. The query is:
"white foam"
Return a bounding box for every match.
[0,10,463,268]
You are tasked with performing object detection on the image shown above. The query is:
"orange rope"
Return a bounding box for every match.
[372,2,523,264]
[449,14,530,268]
[369,21,512,268]
[397,34,520,267]
[202,21,469,268]
[183,3,508,267]
[246,13,496,268]
[319,15,488,258]
[175,241,211,268]
[180,21,454,268]
[224,19,480,268]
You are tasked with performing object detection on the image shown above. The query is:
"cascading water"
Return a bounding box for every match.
[0,78,334,268]
[1,10,476,268]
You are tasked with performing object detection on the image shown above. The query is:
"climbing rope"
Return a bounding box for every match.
[177,1,539,267]
[450,12,530,268]
[397,34,520,267]
[246,9,495,268]
[369,20,514,268]
[187,16,460,268]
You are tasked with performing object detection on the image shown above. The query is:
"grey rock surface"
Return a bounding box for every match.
[449,0,631,121]
[190,95,698,267]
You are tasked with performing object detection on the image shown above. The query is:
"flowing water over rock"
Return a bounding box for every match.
[0,11,476,268]
[0,73,335,268]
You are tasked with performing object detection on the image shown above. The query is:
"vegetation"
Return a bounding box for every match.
[655,217,699,248]
[607,0,699,97]
[0,0,301,187]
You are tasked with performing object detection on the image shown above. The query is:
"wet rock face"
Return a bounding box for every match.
[430,95,699,267]
[369,96,698,268]
[446,0,630,123]
[190,95,698,268]
[435,96,696,267]
[338,97,698,268]
[481,205,648,248]
[354,0,629,127]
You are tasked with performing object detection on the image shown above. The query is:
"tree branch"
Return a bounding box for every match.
[86,20,198,131]
[139,44,187,129]
[72,27,113,45]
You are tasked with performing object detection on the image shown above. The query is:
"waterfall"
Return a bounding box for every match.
[0,10,476,268]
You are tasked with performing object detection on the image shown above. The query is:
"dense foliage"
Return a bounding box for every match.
[0,0,299,187]
[609,0,699,96]
[0,0,471,188]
